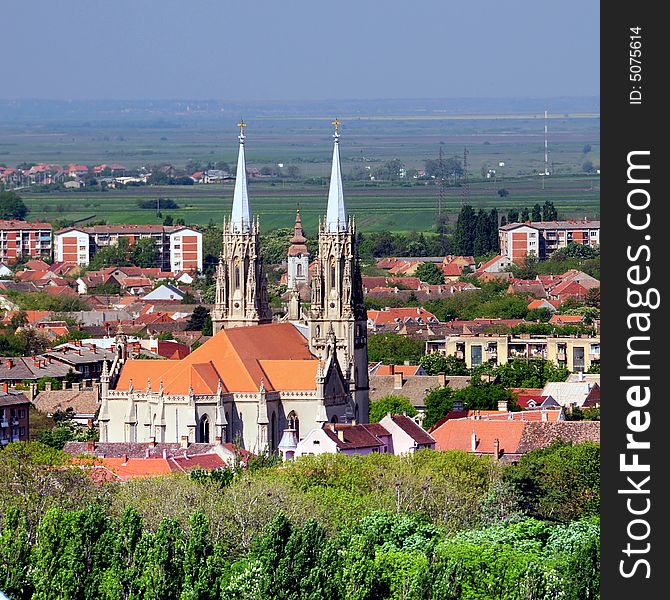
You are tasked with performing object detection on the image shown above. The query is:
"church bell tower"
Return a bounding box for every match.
[211,121,272,333]
[307,119,369,422]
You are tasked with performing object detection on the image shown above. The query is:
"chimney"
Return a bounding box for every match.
[162,448,167,459]
[180,435,189,449]
[578,371,585,382]
[389,364,395,375]
[6,359,12,370]
[1,383,7,394]
[45,381,52,392]
[498,400,509,413]
[471,431,477,452]
[145,448,150,458]
[541,410,549,422]
[437,372,446,387]
[86,441,95,452]
[493,438,500,461]
[337,429,345,443]
[351,418,357,426]
[148,437,156,448]
[393,372,404,390]
[91,344,96,352]
[72,382,81,392]
[121,453,128,465]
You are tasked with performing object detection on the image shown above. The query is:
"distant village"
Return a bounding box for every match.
[0,126,600,481]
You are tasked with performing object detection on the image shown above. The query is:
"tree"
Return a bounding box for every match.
[507,209,519,223]
[163,215,174,226]
[531,203,542,222]
[423,387,454,430]
[582,144,592,154]
[415,262,444,285]
[130,237,159,268]
[497,189,509,198]
[582,160,595,173]
[520,207,530,222]
[453,205,477,256]
[505,441,600,522]
[0,191,29,220]
[187,306,210,331]
[369,396,417,423]
[542,200,558,221]
[367,334,425,365]
[420,353,469,376]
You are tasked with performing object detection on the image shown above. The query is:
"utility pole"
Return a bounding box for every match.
[462,146,469,204]
[437,143,445,218]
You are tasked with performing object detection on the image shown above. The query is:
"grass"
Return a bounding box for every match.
[21,173,599,234]
[4,105,599,234]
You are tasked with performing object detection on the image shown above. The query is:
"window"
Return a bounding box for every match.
[19,427,25,436]
[296,263,303,278]
[18,409,26,419]
[199,415,210,443]
[330,257,336,288]
[471,345,483,367]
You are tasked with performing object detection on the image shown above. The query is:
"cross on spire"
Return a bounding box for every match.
[238,118,246,143]
[332,117,341,141]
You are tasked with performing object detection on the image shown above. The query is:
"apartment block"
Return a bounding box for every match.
[55,225,202,271]
[0,220,52,262]
[425,333,600,373]
[499,220,600,263]
[0,387,30,445]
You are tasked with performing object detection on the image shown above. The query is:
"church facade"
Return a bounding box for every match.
[99,121,369,453]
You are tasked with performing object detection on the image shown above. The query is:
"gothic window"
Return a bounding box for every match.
[296,263,303,278]
[234,258,241,289]
[225,412,231,443]
[199,415,210,443]
[316,325,321,338]
[288,411,300,439]
[270,411,277,450]
[330,257,336,288]
[331,415,338,424]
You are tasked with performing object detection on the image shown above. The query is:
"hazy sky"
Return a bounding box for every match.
[2,0,599,101]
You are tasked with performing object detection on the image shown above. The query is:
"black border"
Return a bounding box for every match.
[601,5,668,596]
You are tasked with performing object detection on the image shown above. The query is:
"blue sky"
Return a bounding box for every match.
[1,0,599,100]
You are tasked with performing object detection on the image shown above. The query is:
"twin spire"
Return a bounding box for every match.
[326,117,348,233]
[229,118,347,233]
[230,120,252,233]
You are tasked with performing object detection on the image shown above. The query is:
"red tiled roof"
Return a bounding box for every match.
[322,423,387,450]
[116,323,318,395]
[387,414,435,445]
[549,314,584,325]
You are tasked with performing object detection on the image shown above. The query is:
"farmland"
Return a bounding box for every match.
[2,97,600,234]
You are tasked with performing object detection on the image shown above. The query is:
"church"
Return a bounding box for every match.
[98,120,369,453]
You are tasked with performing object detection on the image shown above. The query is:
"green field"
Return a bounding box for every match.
[3,100,600,234]
[21,174,599,234]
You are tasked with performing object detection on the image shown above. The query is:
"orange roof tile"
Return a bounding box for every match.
[431,419,526,454]
[115,322,318,395]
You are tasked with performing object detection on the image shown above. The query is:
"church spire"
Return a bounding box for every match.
[326,118,347,233]
[230,119,252,233]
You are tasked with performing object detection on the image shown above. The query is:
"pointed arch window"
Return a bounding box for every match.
[199,415,210,443]
[270,411,277,450]
[296,263,303,278]
[330,257,337,288]
[234,257,241,289]
[287,411,300,439]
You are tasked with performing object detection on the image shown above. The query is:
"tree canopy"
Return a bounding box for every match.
[0,191,29,220]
